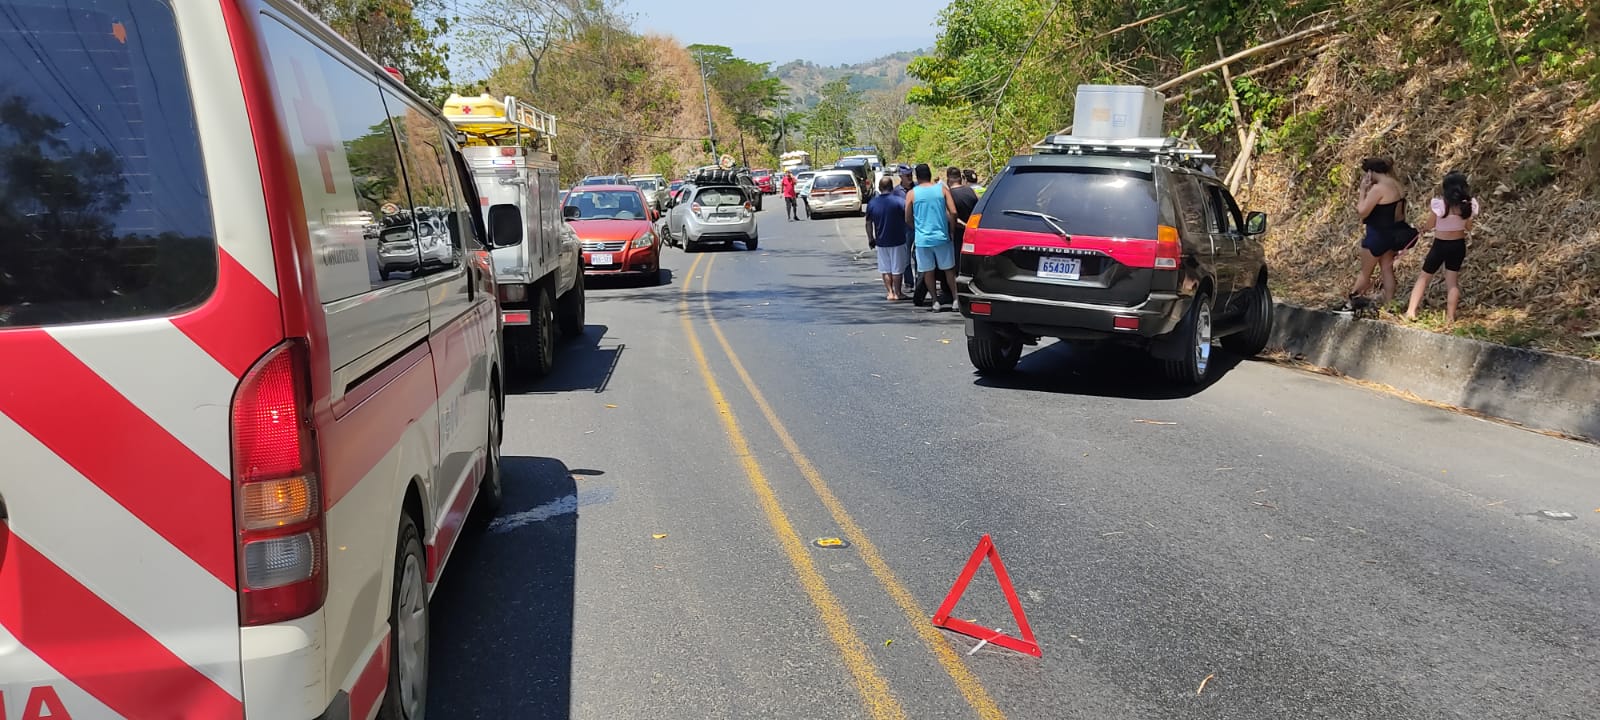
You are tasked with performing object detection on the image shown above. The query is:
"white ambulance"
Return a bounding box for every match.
[0,2,503,719]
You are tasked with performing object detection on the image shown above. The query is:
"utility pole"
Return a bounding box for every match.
[696,52,717,162]
[779,98,789,154]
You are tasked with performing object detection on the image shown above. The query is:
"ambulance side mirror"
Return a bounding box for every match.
[487,204,523,247]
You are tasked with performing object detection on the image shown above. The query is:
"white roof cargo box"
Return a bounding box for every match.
[1073,85,1164,140]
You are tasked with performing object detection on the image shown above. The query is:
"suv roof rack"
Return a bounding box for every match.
[1032,135,1215,170]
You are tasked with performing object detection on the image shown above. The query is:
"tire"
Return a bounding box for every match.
[510,286,556,378]
[1222,282,1273,357]
[685,240,701,253]
[655,268,668,286]
[378,513,428,720]
[746,237,759,251]
[557,274,585,339]
[968,323,1022,375]
[379,270,391,281]
[467,384,503,532]
[1162,290,1214,386]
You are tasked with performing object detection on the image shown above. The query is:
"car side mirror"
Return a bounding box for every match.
[487,203,523,247]
[562,205,581,222]
[649,208,660,222]
[1244,211,1268,236]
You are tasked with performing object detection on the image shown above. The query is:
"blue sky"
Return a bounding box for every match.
[618,0,940,66]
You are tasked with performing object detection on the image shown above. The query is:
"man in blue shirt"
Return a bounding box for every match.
[865,177,909,301]
[905,163,958,312]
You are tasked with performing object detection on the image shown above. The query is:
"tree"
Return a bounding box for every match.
[806,78,860,153]
[859,89,914,160]
[459,0,584,94]
[301,0,454,101]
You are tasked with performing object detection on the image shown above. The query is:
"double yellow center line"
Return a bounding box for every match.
[678,253,1005,720]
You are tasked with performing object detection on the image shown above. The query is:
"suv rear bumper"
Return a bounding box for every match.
[958,283,1187,340]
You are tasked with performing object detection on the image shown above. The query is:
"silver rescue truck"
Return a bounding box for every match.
[444,94,586,378]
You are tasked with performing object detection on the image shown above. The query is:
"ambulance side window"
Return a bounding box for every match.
[384,91,459,275]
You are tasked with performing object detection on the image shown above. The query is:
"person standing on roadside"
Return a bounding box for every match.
[896,165,915,292]
[1405,170,1478,324]
[865,177,910,300]
[947,166,980,247]
[1346,157,1406,310]
[905,163,959,312]
[781,170,799,221]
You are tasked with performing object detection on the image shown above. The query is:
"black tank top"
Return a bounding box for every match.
[1364,200,1401,229]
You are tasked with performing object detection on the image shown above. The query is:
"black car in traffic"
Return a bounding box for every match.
[957,136,1274,385]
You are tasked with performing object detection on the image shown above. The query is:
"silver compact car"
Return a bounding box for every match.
[806,169,863,218]
[666,185,758,252]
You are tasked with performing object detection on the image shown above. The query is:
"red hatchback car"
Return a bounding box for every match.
[752,168,775,194]
[562,185,665,284]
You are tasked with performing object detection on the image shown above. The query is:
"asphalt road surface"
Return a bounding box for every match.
[427,206,1600,720]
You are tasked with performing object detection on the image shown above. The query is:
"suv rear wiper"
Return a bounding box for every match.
[1001,210,1070,240]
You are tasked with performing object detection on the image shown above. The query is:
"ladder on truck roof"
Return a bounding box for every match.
[442,93,558,149]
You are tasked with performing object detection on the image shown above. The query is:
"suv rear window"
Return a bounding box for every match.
[982,167,1158,240]
[0,1,217,328]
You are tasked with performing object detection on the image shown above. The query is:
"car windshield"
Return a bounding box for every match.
[982,167,1159,239]
[631,179,659,191]
[694,188,745,207]
[581,177,616,186]
[565,190,646,219]
[752,170,770,177]
[813,173,854,190]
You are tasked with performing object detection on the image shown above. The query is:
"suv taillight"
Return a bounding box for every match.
[1155,225,1181,269]
[231,340,326,626]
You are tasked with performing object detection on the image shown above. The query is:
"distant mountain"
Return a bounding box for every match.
[774,50,922,107]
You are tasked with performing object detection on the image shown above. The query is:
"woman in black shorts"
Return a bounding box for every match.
[1404,171,1478,323]
[1347,158,1406,309]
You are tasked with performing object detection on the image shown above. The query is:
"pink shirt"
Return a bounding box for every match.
[1431,197,1479,234]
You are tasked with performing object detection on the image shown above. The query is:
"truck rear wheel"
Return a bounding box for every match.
[557,274,586,339]
[509,287,556,378]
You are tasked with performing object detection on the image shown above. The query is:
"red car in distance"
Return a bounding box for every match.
[752,168,775,194]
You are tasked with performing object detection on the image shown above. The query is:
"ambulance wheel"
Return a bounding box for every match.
[380,513,428,720]
[557,274,586,339]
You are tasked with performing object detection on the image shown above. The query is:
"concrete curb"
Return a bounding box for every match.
[1268,303,1600,441]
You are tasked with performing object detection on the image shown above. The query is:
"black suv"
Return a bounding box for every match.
[957,138,1274,384]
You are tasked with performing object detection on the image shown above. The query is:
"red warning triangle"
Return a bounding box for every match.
[930,534,1042,658]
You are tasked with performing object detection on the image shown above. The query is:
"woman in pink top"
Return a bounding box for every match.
[1405,171,1479,323]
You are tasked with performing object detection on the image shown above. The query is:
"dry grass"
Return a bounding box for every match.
[1236,9,1600,359]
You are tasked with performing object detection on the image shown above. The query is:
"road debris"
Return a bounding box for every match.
[1101,531,1125,537]
[1133,419,1177,425]
[652,533,668,539]
[939,339,952,344]
[1196,673,1215,695]
[884,639,893,647]
[1252,501,1279,510]
[605,404,618,409]
[1534,510,1577,521]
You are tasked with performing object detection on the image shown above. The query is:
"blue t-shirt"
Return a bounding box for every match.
[865,194,907,247]
[910,183,950,248]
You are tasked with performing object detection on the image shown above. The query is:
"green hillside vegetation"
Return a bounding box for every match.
[903,0,1599,358]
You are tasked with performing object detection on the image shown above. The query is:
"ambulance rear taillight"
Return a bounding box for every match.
[231,340,327,625]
